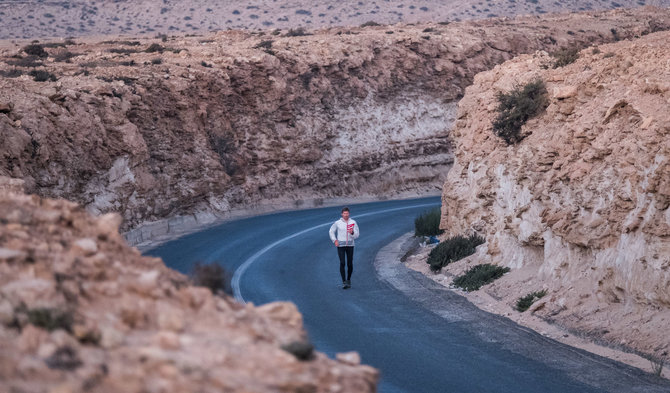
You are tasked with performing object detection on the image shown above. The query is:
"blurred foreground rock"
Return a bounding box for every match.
[0,181,378,392]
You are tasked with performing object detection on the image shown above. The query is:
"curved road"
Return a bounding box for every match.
[146,197,670,393]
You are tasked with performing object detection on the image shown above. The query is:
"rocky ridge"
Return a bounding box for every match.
[0,177,378,393]
[2,8,669,245]
[440,30,670,360]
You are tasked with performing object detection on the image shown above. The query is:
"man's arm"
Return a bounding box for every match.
[353,221,360,239]
[329,222,338,244]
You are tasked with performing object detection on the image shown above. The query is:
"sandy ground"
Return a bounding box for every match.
[399,234,669,378]
[2,0,670,40]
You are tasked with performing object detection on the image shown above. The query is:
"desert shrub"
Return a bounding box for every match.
[423,27,435,32]
[591,47,601,55]
[360,21,380,27]
[492,79,548,145]
[644,354,665,377]
[29,70,57,82]
[516,289,547,311]
[26,308,73,332]
[610,28,620,41]
[102,40,141,46]
[5,56,43,67]
[453,264,510,291]
[603,52,615,58]
[150,57,162,65]
[284,27,310,37]
[254,40,273,49]
[23,44,48,57]
[414,207,443,237]
[145,43,164,53]
[295,9,312,15]
[42,42,66,48]
[45,346,82,370]
[191,262,231,295]
[0,69,23,78]
[53,51,77,62]
[551,46,580,68]
[201,60,212,68]
[427,234,485,272]
[281,340,314,361]
[108,47,138,54]
[209,133,238,175]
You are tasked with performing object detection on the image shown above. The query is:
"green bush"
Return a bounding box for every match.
[551,47,580,68]
[26,308,73,332]
[254,40,274,49]
[284,27,311,37]
[145,43,164,53]
[191,262,231,295]
[281,340,314,361]
[360,21,380,27]
[492,79,548,145]
[29,70,57,82]
[453,264,510,291]
[6,56,43,68]
[414,207,443,237]
[23,44,48,57]
[516,289,547,311]
[427,234,485,272]
[53,51,77,62]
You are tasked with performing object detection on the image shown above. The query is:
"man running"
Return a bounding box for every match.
[329,207,360,289]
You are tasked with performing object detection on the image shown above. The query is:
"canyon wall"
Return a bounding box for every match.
[441,30,670,358]
[1,8,669,244]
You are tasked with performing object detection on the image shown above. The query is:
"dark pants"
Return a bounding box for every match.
[337,246,354,281]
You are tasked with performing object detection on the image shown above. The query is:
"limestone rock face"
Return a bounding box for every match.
[0,185,378,392]
[441,31,670,358]
[1,8,668,243]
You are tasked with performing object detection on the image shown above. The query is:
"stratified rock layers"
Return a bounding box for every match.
[441,31,670,358]
[2,8,668,243]
[0,179,378,392]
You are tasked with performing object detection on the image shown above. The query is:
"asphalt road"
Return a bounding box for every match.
[146,197,670,393]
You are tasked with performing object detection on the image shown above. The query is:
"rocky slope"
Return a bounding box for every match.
[0,177,378,392]
[2,8,668,245]
[440,30,670,360]
[2,0,668,40]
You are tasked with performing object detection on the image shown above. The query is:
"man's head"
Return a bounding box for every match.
[341,207,350,220]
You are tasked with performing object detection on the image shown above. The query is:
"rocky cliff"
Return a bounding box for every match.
[1,8,669,244]
[0,177,378,392]
[441,30,670,359]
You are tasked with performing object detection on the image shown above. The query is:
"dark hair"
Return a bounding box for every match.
[341,207,350,213]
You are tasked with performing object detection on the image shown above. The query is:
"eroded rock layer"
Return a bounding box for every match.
[441,30,670,358]
[1,8,669,243]
[0,178,378,393]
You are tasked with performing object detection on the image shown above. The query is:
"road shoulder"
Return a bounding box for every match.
[374,232,668,380]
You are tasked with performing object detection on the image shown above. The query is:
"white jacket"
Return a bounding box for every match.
[329,218,360,247]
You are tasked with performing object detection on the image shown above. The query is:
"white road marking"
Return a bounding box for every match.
[232,202,439,303]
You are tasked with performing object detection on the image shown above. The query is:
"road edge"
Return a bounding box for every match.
[373,232,669,381]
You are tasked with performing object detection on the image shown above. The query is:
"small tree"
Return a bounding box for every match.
[414,207,443,237]
[492,79,548,145]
